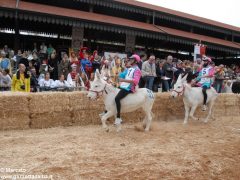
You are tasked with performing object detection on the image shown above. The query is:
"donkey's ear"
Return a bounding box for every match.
[95,69,101,79]
[177,73,182,82]
[181,73,188,82]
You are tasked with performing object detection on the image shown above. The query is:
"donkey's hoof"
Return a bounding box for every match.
[144,128,150,132]
[116,125,122,132]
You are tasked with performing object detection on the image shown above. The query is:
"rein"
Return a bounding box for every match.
[172,85,185,96]
[89,84,108,99]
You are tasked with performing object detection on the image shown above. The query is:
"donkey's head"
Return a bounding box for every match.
[171,73,188,98]
[87,69,107,100]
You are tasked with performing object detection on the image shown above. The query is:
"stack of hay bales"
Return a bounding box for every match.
[69,92,105,125]
[0,92,29,130]
[29,92,72,128]
[222,93,240,116]
[153,93,185,121]
[0,91,240,131]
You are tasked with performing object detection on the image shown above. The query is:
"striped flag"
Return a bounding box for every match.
[194,44,206,61]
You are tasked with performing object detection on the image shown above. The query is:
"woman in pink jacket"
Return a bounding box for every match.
[114,54,142,125]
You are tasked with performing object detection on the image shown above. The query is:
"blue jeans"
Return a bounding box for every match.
[163,79,172,92]
[144,76,155,90]
[214,80,223,93]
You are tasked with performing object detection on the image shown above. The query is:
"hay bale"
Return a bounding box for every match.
[30,111,72,129]
[29,92,71,128]
[29,92,70,114]
[69,92,105,125]
[0,92,30,130]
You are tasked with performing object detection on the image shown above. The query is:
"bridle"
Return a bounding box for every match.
[89,84,108,99]
[172,84,185,96]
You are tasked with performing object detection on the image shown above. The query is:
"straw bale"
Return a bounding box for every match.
[29,92,70,114]
[0,92,30,130]
[29,111,72,129]
[224,95,238,106]
[72,110,101,125]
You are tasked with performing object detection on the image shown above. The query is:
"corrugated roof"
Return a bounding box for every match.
[157,26,240,48]
[115,0,240,32]
[1,0,239,49]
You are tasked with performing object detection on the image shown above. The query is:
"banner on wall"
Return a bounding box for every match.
[104,52,127,60]
[194,44,206,61]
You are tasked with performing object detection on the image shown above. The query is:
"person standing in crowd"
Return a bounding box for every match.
[38,72,55,91]
[173,60,185,84]
[48,50,58,80]
[0,69,12,91]
[138,54,147,88]
[0,51,11,73]
[55,74,71,89]
[91,50,101,76]
[70,51,80,73]
[67,64,78,87]
[13,50,22,70]
[29,67,39,92]
[163,55,174,92]
[3,45,10,56]
[111,58,123,87]
[39,59,48,77]
[31,52,40,75]
[141,55,156,90]
[79,47,88,60]
[11,64,30,92]
[81,51,92,79]
[58,53,71,80]
[33,42,38,52]
[156,59,166,91]
[214,64,225,93]
[47,44,55,57]
[19,51,29,69]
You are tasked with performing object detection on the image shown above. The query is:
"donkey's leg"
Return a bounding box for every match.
[101,111,114,130]
[144,111,152,132]
[183,105,190,125]
[189,105,199,121]
[204,100,214,123]
[142,108,148,129]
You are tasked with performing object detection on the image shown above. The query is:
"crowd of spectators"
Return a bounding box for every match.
[0,43,239,93]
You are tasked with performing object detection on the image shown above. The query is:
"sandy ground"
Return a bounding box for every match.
[0,117,239,180]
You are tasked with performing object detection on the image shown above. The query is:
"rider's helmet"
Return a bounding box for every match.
[129,54,141,64]
[202,55,212,67]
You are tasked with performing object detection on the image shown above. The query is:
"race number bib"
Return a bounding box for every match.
[120,68,135,89]
[200,67,211,84]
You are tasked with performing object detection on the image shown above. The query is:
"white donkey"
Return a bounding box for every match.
[171,74,218,124]
[87,70,155,132]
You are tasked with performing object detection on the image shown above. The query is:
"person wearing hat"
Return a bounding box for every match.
[114,54,142,126]
[196,56,215,111]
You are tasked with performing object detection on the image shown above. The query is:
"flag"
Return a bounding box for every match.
[194,44,206,61]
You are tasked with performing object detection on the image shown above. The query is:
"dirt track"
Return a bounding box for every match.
[0,117,239,180]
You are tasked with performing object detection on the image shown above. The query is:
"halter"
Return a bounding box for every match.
[172,84,185,96]
[89,84,108,99]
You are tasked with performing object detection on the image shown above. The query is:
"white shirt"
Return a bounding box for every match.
[39,79,55,88]
[67,73,75,87]
[54,80,71,88]
[0,73,11,87]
